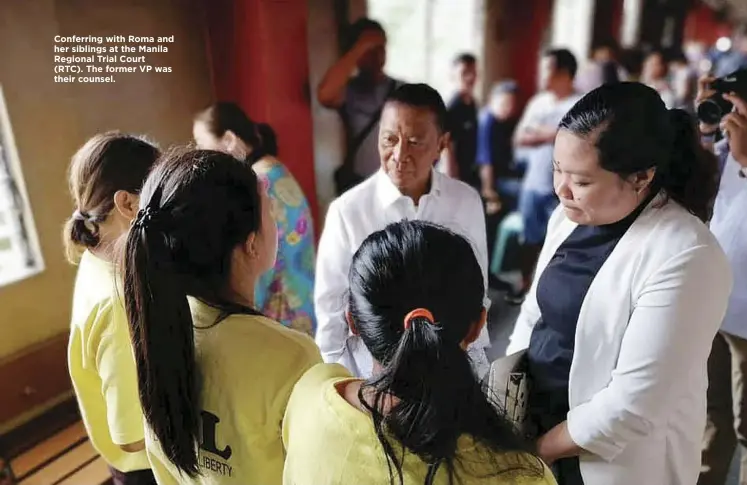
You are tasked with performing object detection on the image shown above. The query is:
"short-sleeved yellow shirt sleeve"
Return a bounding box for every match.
[68,251,149,472]
[95,301,145,445]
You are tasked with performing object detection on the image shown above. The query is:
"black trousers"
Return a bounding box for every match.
[530,390,585,485]
[108,467,157,485]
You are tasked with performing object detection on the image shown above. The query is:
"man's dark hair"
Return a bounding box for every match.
[385,83,447,133]
[592,39,619,54]
[667,48,688,65]
[453,53,477,66]
[348,18,386,46]
[619,47,645,77]
[644,46,668,62]
[545,48,578,79]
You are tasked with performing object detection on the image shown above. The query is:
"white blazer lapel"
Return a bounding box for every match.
[568,195,665,406]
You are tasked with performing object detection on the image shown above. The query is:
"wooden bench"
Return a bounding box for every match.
[0,382,112,485]
[2,414,111,485]
[0,335,112,484]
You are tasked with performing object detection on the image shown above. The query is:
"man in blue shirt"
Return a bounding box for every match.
[698,81,747,485]
[476,80,522,213]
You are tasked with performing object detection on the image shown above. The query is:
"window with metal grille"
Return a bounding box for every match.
[0,87,43,286]
[367,0,484,101]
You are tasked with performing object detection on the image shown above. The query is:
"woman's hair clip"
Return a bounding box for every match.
[403,308,435,330]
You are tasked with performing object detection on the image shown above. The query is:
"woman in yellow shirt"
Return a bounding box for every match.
[64,132,160,485]
[122,149,321,484]
[283,220,557,485]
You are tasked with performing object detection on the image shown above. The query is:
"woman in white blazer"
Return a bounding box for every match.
[506,82,732,485]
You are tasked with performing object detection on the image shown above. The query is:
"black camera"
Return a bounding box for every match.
[697,68,747,125]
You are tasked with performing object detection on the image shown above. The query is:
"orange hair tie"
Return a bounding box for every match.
[403,308,435,330]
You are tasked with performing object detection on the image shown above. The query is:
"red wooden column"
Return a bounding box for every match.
[510,0,553,107]
[592,0,625,47]
[483,0,554,109]
[684,2,733,46]
[202,0,320,232]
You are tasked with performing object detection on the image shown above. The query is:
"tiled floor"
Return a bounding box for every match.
[485,288,520,362]
[729,460,739,485]
[485,288,740,484]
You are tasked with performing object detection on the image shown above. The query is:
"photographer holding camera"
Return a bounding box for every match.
[697,69,747,485]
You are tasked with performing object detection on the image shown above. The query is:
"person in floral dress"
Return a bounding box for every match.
[194,102,316,335]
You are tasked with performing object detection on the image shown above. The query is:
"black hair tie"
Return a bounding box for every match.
[134,205,161,230]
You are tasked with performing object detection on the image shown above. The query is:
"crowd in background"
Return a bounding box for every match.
[435,26,747,304]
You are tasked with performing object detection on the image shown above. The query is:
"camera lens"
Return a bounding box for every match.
[697,99,724,125]
[698,92,734,125]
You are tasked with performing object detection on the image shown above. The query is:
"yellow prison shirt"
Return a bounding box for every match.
[145,298,322,485]
[68,251,150,472]
[282,363,558,485]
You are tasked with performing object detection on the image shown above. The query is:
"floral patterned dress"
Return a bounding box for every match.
[253,157,316,336]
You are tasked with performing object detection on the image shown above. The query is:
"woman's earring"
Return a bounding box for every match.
[246,242,257,259]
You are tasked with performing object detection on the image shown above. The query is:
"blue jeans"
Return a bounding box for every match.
[496,178,522,213]
[519,190,558,245]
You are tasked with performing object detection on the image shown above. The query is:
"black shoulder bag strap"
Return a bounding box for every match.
[335,79,397,194]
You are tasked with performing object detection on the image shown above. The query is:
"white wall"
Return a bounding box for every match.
[551,0,596,62]
[368,0,483,101]
[620,0,644,48]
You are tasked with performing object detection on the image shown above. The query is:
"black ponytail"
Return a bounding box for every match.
[256,123,278,157]
[123,148,266,477]
[361,320,526,484]
[66,211,105,252]
[560,82,719,222]
[658,108,719,222]
[194,102,279,161]
[124,189,200,476]
[350,221,542,485]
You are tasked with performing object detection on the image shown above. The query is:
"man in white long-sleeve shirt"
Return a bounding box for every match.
[314,83,491,379]
[699,84,747,485]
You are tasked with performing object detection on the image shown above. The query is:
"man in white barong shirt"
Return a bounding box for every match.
[314,83,491,379]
